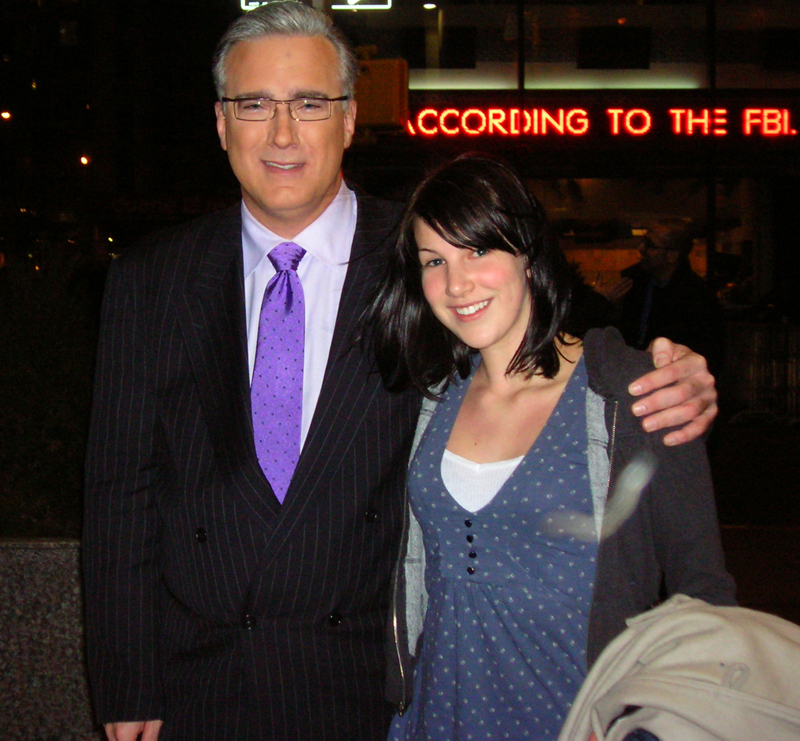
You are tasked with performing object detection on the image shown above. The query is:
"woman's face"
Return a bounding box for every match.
[415,218,531,358]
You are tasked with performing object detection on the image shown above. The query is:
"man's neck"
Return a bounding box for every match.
[242,178,345,240]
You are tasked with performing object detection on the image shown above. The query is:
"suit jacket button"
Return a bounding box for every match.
[241,613,256,630]
[364,509,378,523]
[195,527,207,543]
[328,612,342,627]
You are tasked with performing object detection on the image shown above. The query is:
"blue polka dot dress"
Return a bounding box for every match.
[389,357,598,741]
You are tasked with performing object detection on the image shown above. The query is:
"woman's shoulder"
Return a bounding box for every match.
[582,327,653,400]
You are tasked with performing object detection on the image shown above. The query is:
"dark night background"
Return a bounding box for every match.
[1,0,245,538]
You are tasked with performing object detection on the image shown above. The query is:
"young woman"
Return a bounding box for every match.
[369,155,736,740]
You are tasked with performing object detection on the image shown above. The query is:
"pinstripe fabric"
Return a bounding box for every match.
[83,195,421,740]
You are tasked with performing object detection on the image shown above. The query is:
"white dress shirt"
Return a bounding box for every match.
[242,181,357,448]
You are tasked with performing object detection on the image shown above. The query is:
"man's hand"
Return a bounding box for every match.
[629,337,717,446]
[597,275,633,305]
[105,720,163,741]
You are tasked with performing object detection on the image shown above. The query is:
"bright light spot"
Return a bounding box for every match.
[331,0,391,8]
[618,17,627,25]
[0,111,11,120]
[108,237,114,243]
[80,156,90,165]
[424,2,436,7]
[31,79,37,90]
[35,265,40,271]
[20,208,27,213]
[410,65,704,91]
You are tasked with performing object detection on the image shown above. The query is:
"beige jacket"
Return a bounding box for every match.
[558,594,800,741]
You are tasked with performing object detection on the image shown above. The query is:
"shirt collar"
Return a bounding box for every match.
[241,181,356,277]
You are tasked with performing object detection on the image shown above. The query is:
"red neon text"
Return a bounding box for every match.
[607,109,652,135]
[411,108,589,137]
[743,109,796,136]
[668,109,728,136]
[409,105,797,138]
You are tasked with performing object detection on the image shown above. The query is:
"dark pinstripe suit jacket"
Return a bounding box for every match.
[83,193,421,741]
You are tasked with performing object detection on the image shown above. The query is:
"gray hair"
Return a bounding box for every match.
[212,1,359,104]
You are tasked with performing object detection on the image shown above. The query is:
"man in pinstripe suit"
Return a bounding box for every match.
[82,3,719,740]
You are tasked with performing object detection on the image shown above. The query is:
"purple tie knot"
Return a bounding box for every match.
[269,241,306,273]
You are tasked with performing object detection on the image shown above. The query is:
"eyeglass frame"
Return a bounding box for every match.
[219,95,351,122]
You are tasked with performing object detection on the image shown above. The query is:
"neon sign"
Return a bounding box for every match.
[415,108,590,137]
[742,108,794,136]
[607,109,652,136]
[406,106,798,139]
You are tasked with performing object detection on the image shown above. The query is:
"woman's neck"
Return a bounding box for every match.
[447,334,584,463]
[474,335,582,396]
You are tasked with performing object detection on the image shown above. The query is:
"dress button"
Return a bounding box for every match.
[464,519,472,528]
[469,551,477,559]
[467,567,475,575]
[195,527,207,543]
[328,612,342,627]
[466,534,474,543]
[364,509,378,523]
[241,613,256,630]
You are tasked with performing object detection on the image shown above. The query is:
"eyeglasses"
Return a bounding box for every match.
[220,96,350,122]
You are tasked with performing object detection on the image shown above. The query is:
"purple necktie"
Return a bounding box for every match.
[251,241,306,503]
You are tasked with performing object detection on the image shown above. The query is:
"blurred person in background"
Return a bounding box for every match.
[613,219,726,376]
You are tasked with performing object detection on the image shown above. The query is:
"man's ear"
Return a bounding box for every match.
[343,100,357,150]
[215,101,228,152]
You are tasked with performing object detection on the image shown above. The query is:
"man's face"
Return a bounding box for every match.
[639,224,678,278]
[215,35,356,238]
[638,236,671,275]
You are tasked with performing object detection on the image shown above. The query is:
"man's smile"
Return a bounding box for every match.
[264,160,303,170]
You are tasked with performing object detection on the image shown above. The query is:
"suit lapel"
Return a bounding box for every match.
[177,207,281,525]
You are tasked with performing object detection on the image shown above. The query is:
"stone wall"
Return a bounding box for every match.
[0,539,100,741]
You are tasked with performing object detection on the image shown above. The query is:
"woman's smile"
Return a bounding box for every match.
[453,299,491,318]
